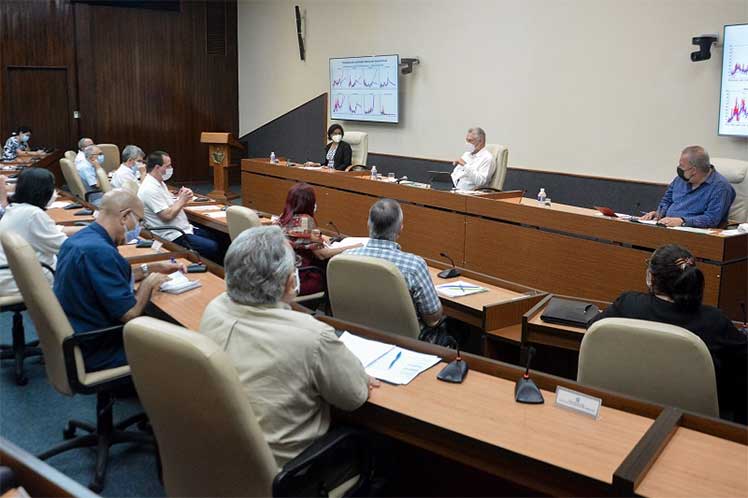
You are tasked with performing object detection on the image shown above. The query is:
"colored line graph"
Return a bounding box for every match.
[729,63,748,76]
[726,97,748,123]
[726,45,748,82]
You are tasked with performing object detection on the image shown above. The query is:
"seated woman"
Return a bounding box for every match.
[2,126,43,161]
[304,124,352,171]
[588,244,747,424]
[0,168,81,296]
[277,183,361,296]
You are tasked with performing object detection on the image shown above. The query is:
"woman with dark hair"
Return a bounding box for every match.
[588,244,747,423]
[304,124,353,171]
[0,168,80,295]
[2,126,43,161]
[276,183,361,295]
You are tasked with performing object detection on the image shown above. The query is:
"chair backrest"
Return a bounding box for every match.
[123,317,278,497]
[713,157,748,223]
[64,150,76,161]
[345,132,368,166]
[226,205,261,240]
[121,179,140,195]
[96,144,120,174]
[95,166,112,193]
[0,231,76,396]
[59,157,88,201]
[484,144,509,190]
[578,317,719,417]
[327,254,421,338]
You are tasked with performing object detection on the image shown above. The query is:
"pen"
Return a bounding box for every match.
[388,351,402,369]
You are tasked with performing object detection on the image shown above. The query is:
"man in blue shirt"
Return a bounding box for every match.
[54,190,181,371]
[641,146,736,228]
[346,198,444,327]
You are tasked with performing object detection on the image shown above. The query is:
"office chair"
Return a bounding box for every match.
[96,144,120,174]
[578,317,719,417]
[59,158,101,203]
[712,157,747,223]
[226,205,262,240]
[327,255,421,339]
[344,132,368,166]
[0,231,153,492]
[95,166,113,193]
[0,285,41,386]
[483,144,509,191]
[63,150,76,162]
[124,316,371,497]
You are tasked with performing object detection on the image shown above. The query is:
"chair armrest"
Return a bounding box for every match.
[84,189,102,202]
[0,263,55,275]
[272,426,371,497]
[476,187,501,193]
[62,325,126,393]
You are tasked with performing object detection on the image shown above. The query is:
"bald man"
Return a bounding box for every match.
[54,190,183,371]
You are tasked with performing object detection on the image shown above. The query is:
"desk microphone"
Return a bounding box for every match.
[515,346,544,404]
[437,252,461,279]
[144,225,208,272]
[437,345,468,383]
[327,221,344,243]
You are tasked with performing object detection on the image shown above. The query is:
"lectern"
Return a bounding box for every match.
[200,132,245,202]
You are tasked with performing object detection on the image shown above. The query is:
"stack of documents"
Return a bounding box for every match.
[339,332,440,385]
[187,205,223,212]
[205,211,227,218]
[328,237,370,250]
[160,272,201,294]
[48,201,71,209]
[436,280,487,298]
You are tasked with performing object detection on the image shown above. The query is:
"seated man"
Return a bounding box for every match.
[641,145,736,228]
[346,198,444,327]
[111,144,145,189]
[0,176,8,218]
[54,190,181,371]
[450,127,494,190]
[138,150,221,262]
[74,137,94,172]
[200,226,376,466]
[78,144,105,204]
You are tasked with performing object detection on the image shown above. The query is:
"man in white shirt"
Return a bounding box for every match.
[201,226,376,466]
[74,137,94,173]
[111,145,145,189]
[137,150,221,262]
[450,127,494,190]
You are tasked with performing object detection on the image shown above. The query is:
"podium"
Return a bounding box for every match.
[200,131,245,202]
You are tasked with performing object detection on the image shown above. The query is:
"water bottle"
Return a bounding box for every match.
[370,165,378,180]
[537,188,547,206]
[270,151,276,164]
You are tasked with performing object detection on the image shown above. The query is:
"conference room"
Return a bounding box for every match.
[0,1,747,497]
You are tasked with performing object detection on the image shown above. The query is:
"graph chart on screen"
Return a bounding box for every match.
[719,24,748,136]
[330,55,399,123]
[726,95,748,124]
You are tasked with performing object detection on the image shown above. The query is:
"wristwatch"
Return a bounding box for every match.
[140,263,149,276]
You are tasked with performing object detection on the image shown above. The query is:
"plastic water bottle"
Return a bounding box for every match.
[370,165,378,180]
[270,151,276,164]
[537,188,547,206]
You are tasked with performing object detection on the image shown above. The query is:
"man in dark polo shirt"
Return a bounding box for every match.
[54,189,182,371]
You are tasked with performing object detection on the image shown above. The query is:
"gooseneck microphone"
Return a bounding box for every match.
[327,221,344,243]
[437,252,461,279]
[515,346,544,404]
[144,225,208,273]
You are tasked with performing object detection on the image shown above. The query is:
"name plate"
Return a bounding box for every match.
[554,386,602,419]
[151,240,163,253]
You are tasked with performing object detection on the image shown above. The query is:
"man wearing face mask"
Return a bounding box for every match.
[111,145,146,190]
[450,127,494,191]
[53,190,182,372]
[78,144,106,205]
[304,124,353,170]
[200,226,377,466]
[74,137,94,172]
[641,146,736,228]
[138,150,221,262]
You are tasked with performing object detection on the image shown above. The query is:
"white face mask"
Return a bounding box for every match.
[465,142,475,153]
[645,269,652,291]
[293,269,301,295]
[45,190,58,208]
[162,166,173,181]
[331,134,343,143]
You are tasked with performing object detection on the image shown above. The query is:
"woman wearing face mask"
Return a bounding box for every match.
[2,126,43,162]
[111,145,146,191]
[304,124,352,171]
[587,244,747,424]
[276,183,362,296]
[0,168,82,295]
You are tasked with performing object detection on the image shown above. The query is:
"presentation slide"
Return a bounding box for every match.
[719,24,748,137]
[330,55,399,123]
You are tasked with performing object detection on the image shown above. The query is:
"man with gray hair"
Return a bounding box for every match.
[641,145,735,227]
[200,225,376,466]
[74,137,94,172]
[111,145,145,189]
[346,199,444,327]
[450,127,494,190]
[77,144,106,205]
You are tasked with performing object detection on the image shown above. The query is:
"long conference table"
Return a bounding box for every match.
[115,242,748,498]
[241,158,748,320]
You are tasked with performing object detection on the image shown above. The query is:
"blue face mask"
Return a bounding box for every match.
[20,134,30,143]
[124,213,142,243]
[97,153,105,164]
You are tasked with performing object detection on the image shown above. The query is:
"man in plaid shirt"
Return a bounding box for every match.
[346,198,444,327]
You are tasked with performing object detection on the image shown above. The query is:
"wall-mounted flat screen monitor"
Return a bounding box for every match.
[330,55,399,124]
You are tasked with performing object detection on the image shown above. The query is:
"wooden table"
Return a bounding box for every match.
[46,202,95,225]
[520,294,610,351]
[241,158,748,320]
[0,150,63,186]
[184,201,273,234]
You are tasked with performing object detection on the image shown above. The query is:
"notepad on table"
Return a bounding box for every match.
[205,211,227,218]
[339,332,441,385]
[436,280,488,298]
[160,272,201,294]
[187,205,223,212]
[328,237,370,250]
[48,201,71,209]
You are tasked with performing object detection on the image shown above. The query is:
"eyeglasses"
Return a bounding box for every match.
[120,208,144,226]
